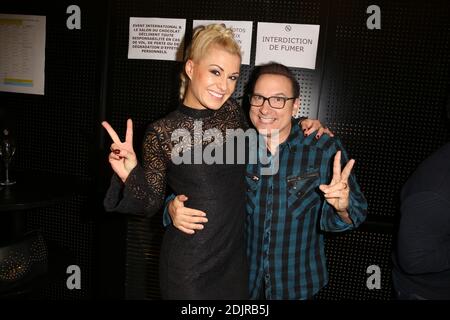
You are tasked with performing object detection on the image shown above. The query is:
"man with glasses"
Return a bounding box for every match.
[168,62,367,299]
[244,62,367,299]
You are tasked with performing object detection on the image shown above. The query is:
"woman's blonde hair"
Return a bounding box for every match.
[179,23,242,100]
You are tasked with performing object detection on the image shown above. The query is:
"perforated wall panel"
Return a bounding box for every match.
[4,0,448,300]
[315,0,449,299]
[26,195,94,299]
[319,0,450,220]
[0,0,104,298]
[316,230,393,300]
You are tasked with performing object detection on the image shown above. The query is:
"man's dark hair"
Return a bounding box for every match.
[246,62,300,98]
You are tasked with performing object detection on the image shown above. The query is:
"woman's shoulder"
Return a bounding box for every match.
[144,108,187,139]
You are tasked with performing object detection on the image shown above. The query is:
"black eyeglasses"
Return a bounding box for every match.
[248,94,296,109]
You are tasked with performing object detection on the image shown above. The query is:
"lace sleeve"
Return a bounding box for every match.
[103,126,168,218]
[140,126,168,215]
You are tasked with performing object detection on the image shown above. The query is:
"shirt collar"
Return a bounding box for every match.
[280,119,303,151]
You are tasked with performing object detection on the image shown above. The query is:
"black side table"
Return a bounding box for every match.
[0,170,81,297]
[0,170,80,239]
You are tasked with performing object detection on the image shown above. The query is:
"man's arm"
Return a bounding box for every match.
[163,194,208,234]
[397,192,450,274]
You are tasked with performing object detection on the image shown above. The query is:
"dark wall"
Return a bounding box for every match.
[0,0,125,299]
[1,0,449,299]
[316,0,450,299]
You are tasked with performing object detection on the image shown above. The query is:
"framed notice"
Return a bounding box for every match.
[0,14,46,95]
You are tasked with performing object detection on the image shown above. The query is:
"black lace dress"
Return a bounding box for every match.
[104,99,249,299]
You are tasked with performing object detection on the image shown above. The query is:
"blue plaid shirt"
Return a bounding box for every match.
[246,121,367,300]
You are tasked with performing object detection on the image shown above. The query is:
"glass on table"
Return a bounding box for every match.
[0,129,16,186]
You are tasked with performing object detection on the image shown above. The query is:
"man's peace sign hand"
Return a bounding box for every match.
[319,151,355,220]
[102,119,137,183]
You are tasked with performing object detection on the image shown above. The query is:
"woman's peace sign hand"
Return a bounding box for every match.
[102,119,137,183]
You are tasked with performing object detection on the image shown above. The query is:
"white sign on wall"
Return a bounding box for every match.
[0,14,46,95]
[193,20,253,65]
[255,22,320,69]
[128,17,186,61]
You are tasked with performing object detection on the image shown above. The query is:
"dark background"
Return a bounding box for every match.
[0,0,449,299]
